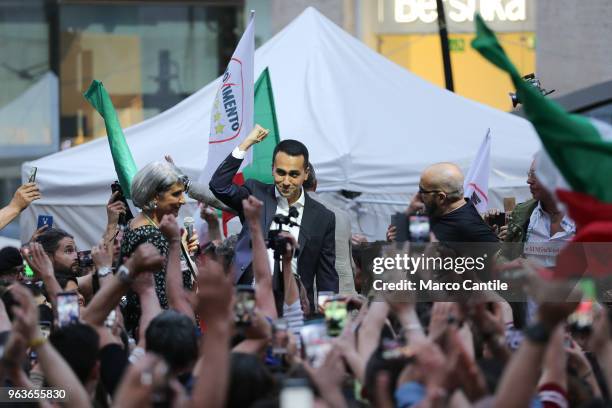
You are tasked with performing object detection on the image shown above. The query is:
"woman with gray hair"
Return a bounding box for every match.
[120,161,198,331]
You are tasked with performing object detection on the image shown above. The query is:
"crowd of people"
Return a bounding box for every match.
[0,125,610,408]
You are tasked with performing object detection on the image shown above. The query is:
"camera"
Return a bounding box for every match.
[110,181,134,226]
[509,73,555,108]
[267,206,300,260]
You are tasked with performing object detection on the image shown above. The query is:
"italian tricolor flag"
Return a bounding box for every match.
[472,15,612,278]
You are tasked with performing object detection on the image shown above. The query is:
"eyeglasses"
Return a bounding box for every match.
[418,187,458,195]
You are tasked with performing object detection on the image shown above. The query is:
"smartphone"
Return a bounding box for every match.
[39,321,52,338]
[28,167,37,183]
[56,292,80,327]
[488,212,506,228]
[37,214,54,230]
[234,285,256,326]
[77,250,94,269]
[409,215,430,243]
[280,378,314,408]
[391,212,409,242]
[111,181,134,225]
[299,321,331,368]
[317,291,335,310]
[272,318,289,355]
[324,299,348,337]
[23,261,34,279]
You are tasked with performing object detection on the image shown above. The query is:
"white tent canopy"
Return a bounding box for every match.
[22,7,539,246]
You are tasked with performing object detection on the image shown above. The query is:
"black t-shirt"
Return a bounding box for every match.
[430,200,499,243]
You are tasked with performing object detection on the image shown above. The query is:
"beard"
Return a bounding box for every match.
[54,262,78,277]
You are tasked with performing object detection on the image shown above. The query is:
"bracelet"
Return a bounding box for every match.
[28,337,47,349]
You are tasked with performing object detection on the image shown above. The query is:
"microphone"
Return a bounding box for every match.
[183,217,195,243]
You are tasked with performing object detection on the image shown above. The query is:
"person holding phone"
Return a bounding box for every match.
[0,181,41,231]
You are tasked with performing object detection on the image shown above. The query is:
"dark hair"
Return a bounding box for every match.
[227,353,275,408]
[56,274,78,290]
[49,323,100,384]
[302,163,317,191]
[145,310,198,371]
[363,346,411,403]
[35,228,73,256]
[272,139,309,169]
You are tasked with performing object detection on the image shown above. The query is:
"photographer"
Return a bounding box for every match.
[209,125,338,311]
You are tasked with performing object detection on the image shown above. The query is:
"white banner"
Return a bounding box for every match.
[464,129,491,213]
[200,11,255,183]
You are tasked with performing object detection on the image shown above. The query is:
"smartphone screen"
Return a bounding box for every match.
[324,300,347,337]
[39,322,52,338]
[28,167,37,183]
[317,291,335,310]
[280,379,313,408]
[409,215,430,242]
[77,250,93,269]
[234,285,255,326]
[57,292,80,327]
[37,215,54,230]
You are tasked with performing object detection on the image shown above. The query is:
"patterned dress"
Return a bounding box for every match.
[120,225,193,333]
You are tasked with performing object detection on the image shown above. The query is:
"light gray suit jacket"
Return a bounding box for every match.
[308,192,356,295]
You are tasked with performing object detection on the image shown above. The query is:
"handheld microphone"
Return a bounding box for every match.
[184,217,195,242]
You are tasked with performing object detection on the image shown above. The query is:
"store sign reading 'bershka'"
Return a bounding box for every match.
[395,0,526,24]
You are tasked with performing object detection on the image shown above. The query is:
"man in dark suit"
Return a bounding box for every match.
[209,125,338,307]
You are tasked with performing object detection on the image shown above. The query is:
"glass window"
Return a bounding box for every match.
[0,0,56,155]
[582,101,612,126]
[59,3,240,144]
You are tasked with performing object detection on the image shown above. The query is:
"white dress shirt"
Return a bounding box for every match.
[232,146,304,275]
[523,202,576,268]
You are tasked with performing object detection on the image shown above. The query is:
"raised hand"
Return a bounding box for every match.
[195,257,233,327]
[106,191,126,226]
[124,243,165,277]
[20,242,53,279]
[92,240,112,269]
[242,196,263,224]
[11,182,41,211]
[158,214,181,241]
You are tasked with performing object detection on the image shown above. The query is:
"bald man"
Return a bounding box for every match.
[417,162,498,243]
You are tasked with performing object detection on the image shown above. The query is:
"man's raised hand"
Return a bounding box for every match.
[238,124,270,152]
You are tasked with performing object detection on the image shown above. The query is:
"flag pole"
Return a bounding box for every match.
[435,0,454,92]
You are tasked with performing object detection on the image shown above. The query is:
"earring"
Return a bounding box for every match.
[153,201,158,209]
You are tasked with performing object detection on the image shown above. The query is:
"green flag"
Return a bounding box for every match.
[84,80,138,198]
[472,15,612,204]
[243,68,280,183]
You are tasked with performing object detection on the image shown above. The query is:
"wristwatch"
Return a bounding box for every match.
[116,265,133,285]
[97,266,112,278]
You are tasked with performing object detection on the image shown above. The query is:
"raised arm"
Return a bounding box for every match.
[81,243,164,326]
[159,214,195,319]
[0,182,41,230]
[209,125,269,212]
[242,196,277,318]
[10,284,90,408]
[191,256,233,408]
[21,243,62,308]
